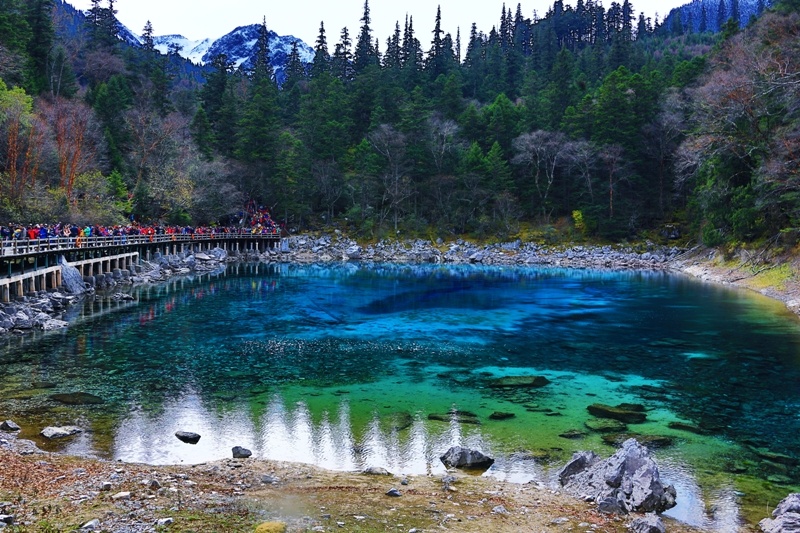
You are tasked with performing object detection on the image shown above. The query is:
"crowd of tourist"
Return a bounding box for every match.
[0,207,282,246]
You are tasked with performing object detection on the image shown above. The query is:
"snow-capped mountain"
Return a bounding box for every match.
[152,35,214,65]
[142,25,313,83]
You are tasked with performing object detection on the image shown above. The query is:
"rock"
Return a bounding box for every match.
[111,491,131,501]
[194,253,212,261]
[488,411,516,420]
[587,403,647,424]
[254,522,287,533]
[428,412,480,424]
[492,505,510,514]
[440,446,495,471]
[557,438,676,514]
[601,433,674,449]
[100,482,112,491]
[559,429,587,439]
[80,518,100,530]
[40,426,82,439]
[760,493,800,533]
[232,446,252,459]
[363,466,391,476]
[156,518,174,527]
[585,418,628,433]
[148,479,161,490]
[629,514,666,533]
[59,256,87,294]
[487,375,551,388]
[0,515,14,525]
[386,488,402,497]
[0,421,20,432]
[175,431,201,444]
[261,475,280,484]
[49,392,104,405]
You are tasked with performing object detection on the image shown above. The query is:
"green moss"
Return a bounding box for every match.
[750,263,794,291]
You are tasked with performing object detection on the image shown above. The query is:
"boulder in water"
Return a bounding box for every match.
[59,256,86,295]
[41,426,82,439]
[175,431,201,444]
[232,446,252,459]
[440,446,495,471]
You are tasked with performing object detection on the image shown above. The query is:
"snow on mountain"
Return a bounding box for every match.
[152,35,214,65]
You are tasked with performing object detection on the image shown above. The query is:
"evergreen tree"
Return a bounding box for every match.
[716,0,727,31]
[699,5,708,32]
[25,0,54,94]
[332,27,354,82]
[427,5,446,78]
[312,21,329,78]
[384,22,402,70]
[253,18,274,84]
[354,0,376,72]
[730,0,741,26]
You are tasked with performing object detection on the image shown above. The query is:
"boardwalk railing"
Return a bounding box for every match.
[0,230,280,258]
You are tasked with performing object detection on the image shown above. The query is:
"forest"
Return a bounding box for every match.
[1,0,799,245]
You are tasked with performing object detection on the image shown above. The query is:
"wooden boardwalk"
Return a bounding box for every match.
[0,232,282,302]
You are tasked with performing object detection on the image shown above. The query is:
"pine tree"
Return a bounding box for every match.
[716,0,727,31]
[354,0,376,72]
[730,0,740,26]
[252,18,274,84]
[699,4,708,32]
[384,22,402,69]
[332,27,354,82]
[25,0,54,94]
[141,20,155,52]
[312,21,329,78]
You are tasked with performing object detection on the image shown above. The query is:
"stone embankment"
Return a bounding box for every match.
[264,234,683,269]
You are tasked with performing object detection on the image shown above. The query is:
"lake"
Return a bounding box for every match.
[1,262,799,530]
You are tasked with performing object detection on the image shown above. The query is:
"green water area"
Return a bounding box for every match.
[2,262,799,530]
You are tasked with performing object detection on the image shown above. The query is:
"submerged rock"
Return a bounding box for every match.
[489,411,516,420]
[428,411,481,425]
[587,403,647,424]
[602,433,674,449]
[440,446,495,471]
[667,421,708,434]
[557,438,676,514]
[559,429,587,439]
[760,493,800,533]
[49,392,105,405]
[175,431,201,444]
[488,375,551,388]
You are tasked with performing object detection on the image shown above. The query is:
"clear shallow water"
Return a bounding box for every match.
[2,262,800,530]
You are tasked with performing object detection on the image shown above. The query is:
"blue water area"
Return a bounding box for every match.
[1,262,800,530]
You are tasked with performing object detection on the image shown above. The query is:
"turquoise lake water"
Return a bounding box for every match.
[1,262,799,530]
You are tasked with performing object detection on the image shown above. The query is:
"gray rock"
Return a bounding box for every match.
[629,514,666,533]
[440,446,495,471]
[760,493,800,533]
[80,518,100,530]
[40,426,82,439]
[59,256,87,294]
[232,446,252,458]
[156,518,174,526]
[0,421,20,432]
[386,488,402,497]
[175,431,201,444]
[557,438,676,514]
[0,515,14,525]
[363,466,391,476]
